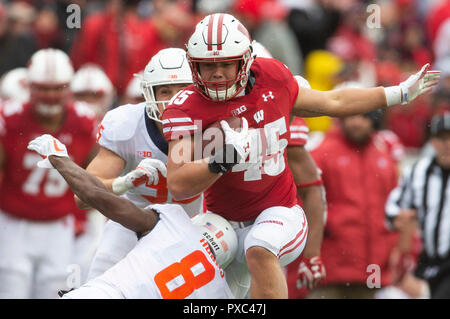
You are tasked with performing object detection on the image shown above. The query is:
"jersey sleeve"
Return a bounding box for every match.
[288,117,309,146]
[161,106,199,142]
[97,107,135,159]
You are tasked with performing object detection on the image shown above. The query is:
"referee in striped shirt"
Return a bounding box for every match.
[386,112,450,298]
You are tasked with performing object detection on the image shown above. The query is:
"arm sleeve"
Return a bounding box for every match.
[161,107,199,141]
[97,111,131,160]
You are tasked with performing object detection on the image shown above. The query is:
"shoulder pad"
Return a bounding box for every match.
[100,103,145,142]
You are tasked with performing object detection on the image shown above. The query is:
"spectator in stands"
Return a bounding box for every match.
[232,0,303,75]
[70,0,168,97]
[0,2,37,77]
[307,110,399,299]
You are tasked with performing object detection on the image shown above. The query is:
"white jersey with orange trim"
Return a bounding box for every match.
[64,204,233,299]
[97,102,202,216]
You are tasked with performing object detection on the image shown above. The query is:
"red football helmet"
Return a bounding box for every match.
[186,13,254,101]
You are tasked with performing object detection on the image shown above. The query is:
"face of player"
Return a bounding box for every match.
[154,83,189,111]
[198,61,238,88]
[431,131,450,169]
[341,115,374,144]
[30,82,70,117]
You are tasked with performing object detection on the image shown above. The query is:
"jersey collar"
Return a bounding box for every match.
[144,110,168,155]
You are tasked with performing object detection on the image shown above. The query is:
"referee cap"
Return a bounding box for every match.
[430,112,450,136]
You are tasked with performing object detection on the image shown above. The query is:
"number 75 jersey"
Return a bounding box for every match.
[0,101,97,220]
[162,58,300,222]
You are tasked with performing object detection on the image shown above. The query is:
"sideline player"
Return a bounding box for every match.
[27,134,234,299]
[161,13,441,298]
[0,49,98,298]
[77,48,203,281]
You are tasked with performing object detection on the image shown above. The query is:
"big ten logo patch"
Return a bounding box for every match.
[136,151,153,158]
[231,105,247,117]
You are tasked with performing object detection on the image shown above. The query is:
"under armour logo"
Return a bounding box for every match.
[262,91,274,102]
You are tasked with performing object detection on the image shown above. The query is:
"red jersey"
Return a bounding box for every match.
[162,58,299,221]
[0,101,97,221]
[288,117,309,147]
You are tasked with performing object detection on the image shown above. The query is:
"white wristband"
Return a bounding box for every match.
[384,86,403,107]
[112,176,129,195]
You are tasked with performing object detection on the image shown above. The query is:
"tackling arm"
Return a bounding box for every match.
[74,146,126,209]
[49,156,158,235]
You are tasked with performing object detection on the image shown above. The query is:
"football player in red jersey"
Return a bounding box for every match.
[0,49,98,298]
[162,13,441,298]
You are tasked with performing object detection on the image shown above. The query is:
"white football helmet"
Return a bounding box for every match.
[27,48,74,85]
[140,48,192,122]
[186,13,254,101]
[0,68,30,103]
[27,48,74,116]
[71,64,115,119]
[192,212,238,269]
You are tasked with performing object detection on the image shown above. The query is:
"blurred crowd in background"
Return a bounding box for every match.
[0,0,450,299]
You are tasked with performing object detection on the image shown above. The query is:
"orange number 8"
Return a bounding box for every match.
[154,250,215,299]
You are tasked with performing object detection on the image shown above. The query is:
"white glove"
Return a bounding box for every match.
[385,63,441,106]
[27,134,69,168]
[112,158,167,195]
[220,117,251,162]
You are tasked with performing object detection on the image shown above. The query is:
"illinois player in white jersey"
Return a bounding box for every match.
[162,13,440,298]
[78,48,203,281]
[27,134,234,299]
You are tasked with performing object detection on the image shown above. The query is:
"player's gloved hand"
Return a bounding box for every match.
[385,64,441,106]
[296,256,326,290]
[220,117,250,162]
[27,134,69,168]
[112,158,167,195]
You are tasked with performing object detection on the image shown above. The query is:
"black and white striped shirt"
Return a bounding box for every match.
[386,156,450,259]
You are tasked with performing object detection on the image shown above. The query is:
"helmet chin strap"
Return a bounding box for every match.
[35,103,63,116]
